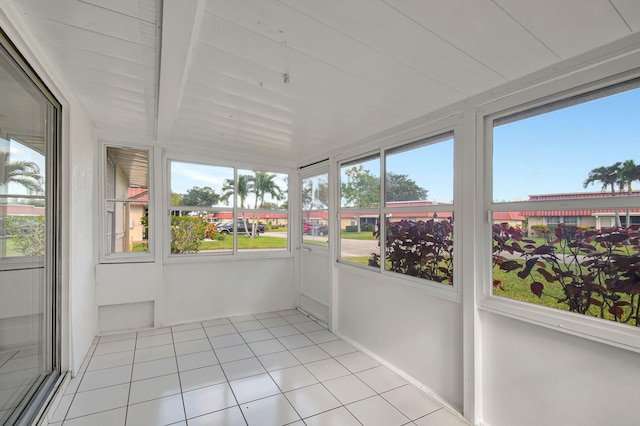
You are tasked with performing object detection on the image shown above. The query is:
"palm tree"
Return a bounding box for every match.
[618,160,640,227]
[0,152,44,194]
[584,162,622,226]
[251,171,283,210]
[246,171,283,237]
[220,174,254,236]
[220,174,251,208]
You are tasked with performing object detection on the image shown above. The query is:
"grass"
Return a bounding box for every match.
[341,256,374,266]
[132,235,289,253]
[200,235,288,250]
[493,260,639,323]
[340,230,377,240]
[4,239,19,256]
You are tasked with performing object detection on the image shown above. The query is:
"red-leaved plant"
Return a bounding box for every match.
[369,218,454,284]
[493,222,640,326]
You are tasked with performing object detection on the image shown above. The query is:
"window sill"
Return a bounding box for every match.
[164,250,293,264]
[336,260,461,304]
[480,295,640,354]
[99,253,155,264]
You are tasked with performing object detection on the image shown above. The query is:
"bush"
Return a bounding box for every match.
[345,225,358,232]
[369,219,454,284]
[204,222,217,239]
[493,223,640,326]
[171,216,206,254]
[6,216,45,256]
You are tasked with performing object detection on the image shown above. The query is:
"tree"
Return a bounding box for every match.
[385,172,428,202]
[302,176,328,221]
[1,152,45,257]
[181,186,220,207]
[618,160,640,226]
[170,192,183,206]
[583,162,622,226]
[0,152,44,194]
[220,174,252,208]
[247,171,284,237]
[341,166,380,233]
[341,166,379,208]
[252,171,284,209]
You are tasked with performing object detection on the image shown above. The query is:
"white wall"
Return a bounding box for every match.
[0,0,99,375]
[336,267,464,411]
[95,255,297,333]
[67,105,98,373]
[162,258,296,326]
[481,312,639,426]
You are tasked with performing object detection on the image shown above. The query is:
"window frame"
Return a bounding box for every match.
[482,73,640,353]
[164,155,291,260]
[99,141,154,264]
[300,166,330,250]
[336,122,460,301]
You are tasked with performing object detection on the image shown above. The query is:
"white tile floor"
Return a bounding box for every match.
[49,310,470,426]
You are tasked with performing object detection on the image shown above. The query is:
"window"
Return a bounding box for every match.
[383,133,454,285]
[338,131,456,287]
[169,161,288,255]
[339,155,380,267]
[237,169,288,252]
[490,79,640,330]
[0,30,61,424]
[302,172,329,246]
[102,146,150,260]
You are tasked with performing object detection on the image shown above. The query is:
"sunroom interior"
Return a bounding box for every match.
[2,0,640,425]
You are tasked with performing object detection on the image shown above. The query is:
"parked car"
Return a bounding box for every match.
[303,224,328,236]
[217,220,265,235]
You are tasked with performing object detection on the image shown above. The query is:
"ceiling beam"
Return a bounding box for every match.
[156,0,205,141]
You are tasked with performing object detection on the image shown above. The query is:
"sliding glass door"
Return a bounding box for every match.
[0,31,61,425]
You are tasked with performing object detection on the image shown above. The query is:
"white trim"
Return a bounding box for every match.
[98,141,154,264]
[480,55,640,353]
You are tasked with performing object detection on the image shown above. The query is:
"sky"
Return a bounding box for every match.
[339,85,640,204]
[170,161,288,207]
[1,138,45,195]
[493,86,640,201]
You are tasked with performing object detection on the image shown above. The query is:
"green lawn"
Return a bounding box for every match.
[340,230,377,240]
[3,239,19,256]
[133,235,288,252]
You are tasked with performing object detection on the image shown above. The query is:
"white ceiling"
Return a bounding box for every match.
[13,0,640,167]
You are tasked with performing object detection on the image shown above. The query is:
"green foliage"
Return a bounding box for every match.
[385,172,428,202]
[345,225,358,232]
[0,152,44,194]
[341,165,379,208]
[170,216,206,254]
[6,216,45,256]
[170,192,183,205]
[181,186,220,207]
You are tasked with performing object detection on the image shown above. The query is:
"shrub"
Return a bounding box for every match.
[345,225,358,232]
[171,216,206,254]
[369,219,454,284]
[204,222,217,240]
[6,216,45,256]
[493,223,640,326]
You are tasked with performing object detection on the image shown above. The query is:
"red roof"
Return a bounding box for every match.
[493,211,526,221]
[525,191,640,217]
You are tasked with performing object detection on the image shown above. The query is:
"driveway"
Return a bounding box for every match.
[340,238,379,257]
